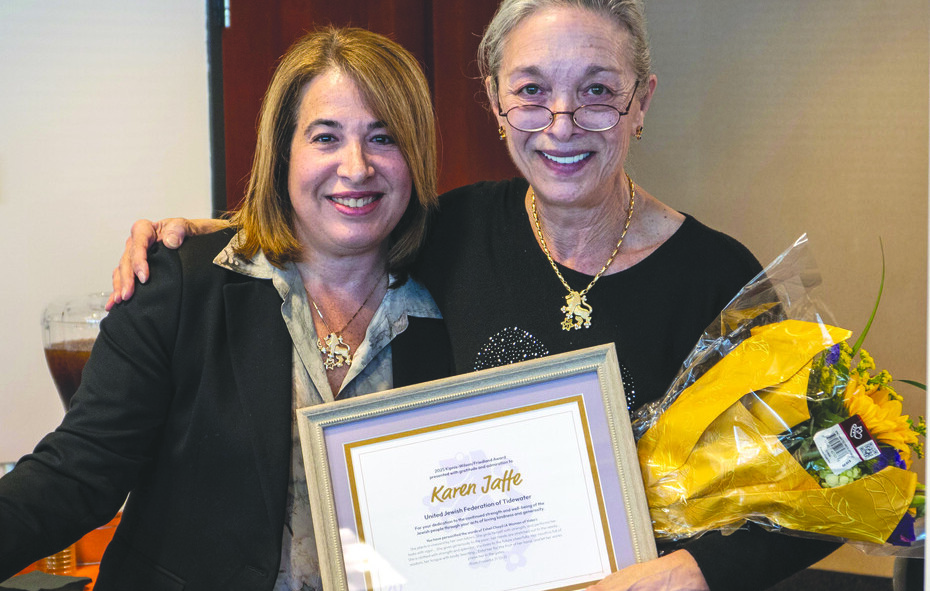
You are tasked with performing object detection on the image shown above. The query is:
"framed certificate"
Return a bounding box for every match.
[297,344,656,591]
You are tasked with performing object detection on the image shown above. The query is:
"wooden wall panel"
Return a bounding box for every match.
[221,0,284,210]
[221,0,515,209]
[431,0,518,193]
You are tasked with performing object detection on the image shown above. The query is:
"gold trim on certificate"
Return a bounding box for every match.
[344,396,618,589]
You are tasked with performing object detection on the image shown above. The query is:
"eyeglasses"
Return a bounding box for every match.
[498,80,640,133]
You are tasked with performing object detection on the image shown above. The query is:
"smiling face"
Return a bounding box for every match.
[288,68,412,261]
[490,6,653,208]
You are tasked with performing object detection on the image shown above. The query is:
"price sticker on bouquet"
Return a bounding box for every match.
[813,414,881,473]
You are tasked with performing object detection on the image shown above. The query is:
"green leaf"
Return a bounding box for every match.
[898,379,927,391]
[850,239,885,358]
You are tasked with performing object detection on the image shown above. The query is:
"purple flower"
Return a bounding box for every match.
[825,344,841,366]
[872,445,907,473]
[887,512,916,546]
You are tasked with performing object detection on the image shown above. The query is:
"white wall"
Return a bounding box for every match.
[0,1,211,460]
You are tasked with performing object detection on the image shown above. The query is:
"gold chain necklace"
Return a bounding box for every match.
[309,274,385,370]
[531,173,635,331]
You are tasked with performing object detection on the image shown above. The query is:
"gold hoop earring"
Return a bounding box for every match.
[635,126,644,140]
[498,125,507,141]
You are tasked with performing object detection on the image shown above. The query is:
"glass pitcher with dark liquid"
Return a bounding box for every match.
[42,293,108,410]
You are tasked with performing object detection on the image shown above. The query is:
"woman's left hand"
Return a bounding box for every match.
[586,550,709,591]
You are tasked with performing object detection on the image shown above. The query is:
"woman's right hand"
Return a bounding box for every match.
[107,217,231,310]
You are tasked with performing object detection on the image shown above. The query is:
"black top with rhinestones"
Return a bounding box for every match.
[414,178,761,416]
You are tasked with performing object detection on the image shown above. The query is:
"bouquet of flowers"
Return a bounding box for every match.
[632,235,925,552]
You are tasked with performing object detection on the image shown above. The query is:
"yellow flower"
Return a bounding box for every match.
[857,349,876,371]
[837,342,853,369]
[843,374,919,467]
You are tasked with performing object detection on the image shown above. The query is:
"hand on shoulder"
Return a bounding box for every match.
[107,217,231,309]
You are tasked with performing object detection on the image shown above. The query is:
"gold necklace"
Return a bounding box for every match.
[531,173,635,331]
[309,274,385,371]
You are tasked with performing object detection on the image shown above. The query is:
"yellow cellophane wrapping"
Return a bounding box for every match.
[637,319,917,544]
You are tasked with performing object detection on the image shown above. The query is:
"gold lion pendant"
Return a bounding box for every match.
[318,333,352,370]
[560,291,593,330]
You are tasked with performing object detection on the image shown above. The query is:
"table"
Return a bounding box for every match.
[15,514,117,589]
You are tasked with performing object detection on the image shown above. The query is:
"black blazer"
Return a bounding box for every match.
[0,230,452,590]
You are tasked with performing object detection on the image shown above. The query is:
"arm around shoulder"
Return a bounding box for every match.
[110,217,231,308]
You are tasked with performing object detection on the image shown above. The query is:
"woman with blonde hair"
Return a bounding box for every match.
[0,27,451,590]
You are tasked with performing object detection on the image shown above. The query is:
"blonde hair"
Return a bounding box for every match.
[478,0,651,99]
[230,27,438,283]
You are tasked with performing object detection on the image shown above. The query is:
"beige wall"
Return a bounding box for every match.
[0,1,211,460]
[634,0,928,577]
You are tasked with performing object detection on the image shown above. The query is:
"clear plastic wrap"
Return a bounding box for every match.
[631,235,925,555]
